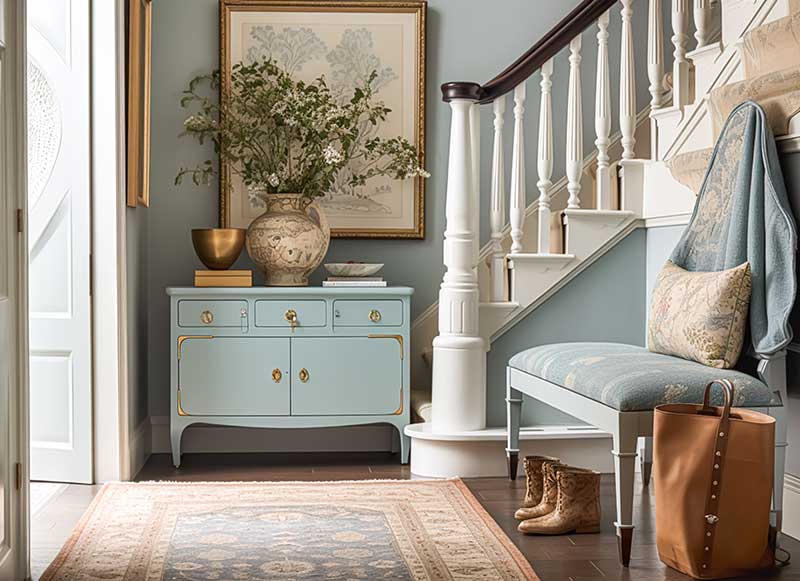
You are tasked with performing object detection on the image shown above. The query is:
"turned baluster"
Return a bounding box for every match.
[648,0,665,110]
[595,12,612,210]
[694,0,711,48]
[620,0,637,160]
[672,0,690,107]
[489,96,506,302]
[536,60,554,254]
[509,82,527,254]
[566,36,583,209]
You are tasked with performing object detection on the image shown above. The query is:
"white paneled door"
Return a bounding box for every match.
[27,0,92,483]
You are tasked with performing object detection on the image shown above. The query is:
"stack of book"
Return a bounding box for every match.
[194,269,253,288]
[323,276,387,288]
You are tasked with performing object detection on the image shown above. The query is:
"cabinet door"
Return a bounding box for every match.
[179,337,290,416]
[291,337,403,416]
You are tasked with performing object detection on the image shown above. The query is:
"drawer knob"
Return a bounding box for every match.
[271,368,282,383]
[285,309,298,328]
[299,368,310,383]
[200,310,214,325]
[369,309,382,323]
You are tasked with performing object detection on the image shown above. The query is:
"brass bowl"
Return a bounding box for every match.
[191,228,246,270]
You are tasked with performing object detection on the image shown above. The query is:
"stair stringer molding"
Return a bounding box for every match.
[410,106,653,389]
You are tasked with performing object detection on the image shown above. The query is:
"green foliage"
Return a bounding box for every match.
[175,59,428,199]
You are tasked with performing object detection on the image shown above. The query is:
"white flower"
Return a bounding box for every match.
[183,115,207,131]
[323,144,344,165]
[267,173,280,187]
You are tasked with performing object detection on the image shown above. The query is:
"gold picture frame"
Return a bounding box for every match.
[219,0,426,238]
[127,0,152,208]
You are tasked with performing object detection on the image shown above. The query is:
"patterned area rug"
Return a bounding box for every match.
[42,479,538,580]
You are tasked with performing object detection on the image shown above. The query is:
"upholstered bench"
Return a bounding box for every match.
[509,342,779,412]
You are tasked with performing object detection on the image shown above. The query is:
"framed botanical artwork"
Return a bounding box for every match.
[219,0,426,238]
[127,0,152,208]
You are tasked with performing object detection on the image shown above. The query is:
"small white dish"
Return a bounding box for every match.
[324,263,384,277]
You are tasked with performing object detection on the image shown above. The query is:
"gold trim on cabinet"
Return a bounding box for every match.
[177,387,189,416]
[299,368,310,383]
[393,387,404,415]
[367,334,404,360]
[272,368,282,383]
[177,335,213,359]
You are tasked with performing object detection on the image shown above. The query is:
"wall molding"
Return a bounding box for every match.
[129,419,151,479]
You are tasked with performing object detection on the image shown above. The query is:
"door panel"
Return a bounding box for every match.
[27,0,92,483]
[291,337,402,416]
[180,338,290,416]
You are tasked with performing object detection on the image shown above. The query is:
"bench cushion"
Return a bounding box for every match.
[508,342,779,411]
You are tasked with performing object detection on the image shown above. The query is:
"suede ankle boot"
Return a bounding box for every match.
[519,455,560,508]
[514,460,563,520]
[518,467,601,535]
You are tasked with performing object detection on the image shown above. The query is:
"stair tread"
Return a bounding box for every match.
[479,301,519,310]
[741,12,800,78]
[563,209,635,217]
[507,253,576,261]
[667,147,713,193]
[709,65,800,137]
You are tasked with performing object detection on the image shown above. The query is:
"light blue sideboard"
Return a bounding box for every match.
[167,286,413,467]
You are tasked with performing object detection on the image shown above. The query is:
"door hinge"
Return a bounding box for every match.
[16,209,23,233]
[15,463,21,490]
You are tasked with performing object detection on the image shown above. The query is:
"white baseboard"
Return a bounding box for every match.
[782,473,800,541]
[129,419,151,479]
[149,416,398,455]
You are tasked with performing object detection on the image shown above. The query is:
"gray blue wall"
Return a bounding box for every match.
[142,0,672,423]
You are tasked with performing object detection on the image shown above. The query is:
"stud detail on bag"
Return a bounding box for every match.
[705,514,719,524]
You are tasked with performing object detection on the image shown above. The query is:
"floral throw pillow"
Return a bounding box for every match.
[648,260,752,369]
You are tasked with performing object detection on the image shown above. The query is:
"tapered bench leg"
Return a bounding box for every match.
[613,416,638,566]
[640,436,653,487]
[506,368,522,480]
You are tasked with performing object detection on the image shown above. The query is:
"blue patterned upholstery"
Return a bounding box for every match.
[509,342,780,411]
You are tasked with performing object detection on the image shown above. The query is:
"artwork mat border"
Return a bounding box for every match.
[127,0,152,208]
[219,0,426,239]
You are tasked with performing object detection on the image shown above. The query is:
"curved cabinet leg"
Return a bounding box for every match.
[171,423,185,468]
[398,425,410,465]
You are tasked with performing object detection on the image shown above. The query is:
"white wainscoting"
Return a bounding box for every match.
[782,474,800,541]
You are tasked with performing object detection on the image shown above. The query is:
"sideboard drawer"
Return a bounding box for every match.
[178,300,248,328]
[255,300,327,328]
[291,336,402,415]
[333,299,403,327]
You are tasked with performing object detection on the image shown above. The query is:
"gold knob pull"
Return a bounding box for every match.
[271,368,282,383]
[200,310,214,325]
[369,309,382,323]
[285,309,298,330]
[298,368,309,383]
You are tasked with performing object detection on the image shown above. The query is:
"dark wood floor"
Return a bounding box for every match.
[134,452,800,581]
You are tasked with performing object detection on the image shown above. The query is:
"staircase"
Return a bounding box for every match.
[406,0,799,477]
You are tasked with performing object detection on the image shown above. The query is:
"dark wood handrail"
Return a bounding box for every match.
[442,0,618,104]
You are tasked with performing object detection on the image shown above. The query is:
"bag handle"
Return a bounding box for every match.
[701,379,735,420]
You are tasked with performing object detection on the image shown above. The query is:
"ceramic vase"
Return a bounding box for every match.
[245,193,330,286]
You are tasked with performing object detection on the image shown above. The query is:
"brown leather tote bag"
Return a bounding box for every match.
[654,379,776,579]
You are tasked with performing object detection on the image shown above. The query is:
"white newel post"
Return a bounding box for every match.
[694,0,711,48]
[537,60,554,254]
[431,98,486,433]
[595,12,612,210]
[509,83,527,254]
[566,36,583,209]
[489,96,506,302]
[620,0,637,160]
[469,103,481,272]
[671,0,690,108]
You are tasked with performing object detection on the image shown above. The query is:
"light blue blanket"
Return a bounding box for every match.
[670,100,797,356]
